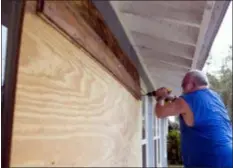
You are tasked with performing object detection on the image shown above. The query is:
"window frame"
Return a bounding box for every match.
[141,96,168,167]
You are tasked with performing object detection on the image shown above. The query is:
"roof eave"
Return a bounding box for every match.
[196,1,231,70]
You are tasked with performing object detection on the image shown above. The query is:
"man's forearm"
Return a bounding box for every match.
[155,95,177,118]
[155,99,164,118]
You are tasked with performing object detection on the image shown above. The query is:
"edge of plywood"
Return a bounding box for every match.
[35,0,141,100]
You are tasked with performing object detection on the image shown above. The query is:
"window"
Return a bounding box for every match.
[157,118,160,137]
[141,97,165,167]
[154,118,161,167]
[142,144,146,167]
[141,98,146,167]
[157,138,161,165]
[2,25,8,105]
[153,115,157,137]
[142,115,146,139]
[1,25,8,86]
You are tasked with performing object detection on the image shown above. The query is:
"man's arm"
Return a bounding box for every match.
[155,97,186,118]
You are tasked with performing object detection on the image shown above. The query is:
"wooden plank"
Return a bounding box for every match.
[37,0,140,99]
[1,1,25,168]
[10,3,141,167]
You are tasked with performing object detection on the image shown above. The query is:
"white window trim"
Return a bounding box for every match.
[153,136,159,140]
[144,96,155,167]
[141,97,168,167]
[141,139,147,145]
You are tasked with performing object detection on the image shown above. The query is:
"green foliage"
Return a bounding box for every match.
[168,120,180,131]
[206,46,232,121]
[167,130,182,165]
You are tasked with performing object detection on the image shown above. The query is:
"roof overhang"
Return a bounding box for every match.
[2,0,229,95]
[93,1,230,95]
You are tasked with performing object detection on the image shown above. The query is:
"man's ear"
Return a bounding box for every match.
[192,81,198,90]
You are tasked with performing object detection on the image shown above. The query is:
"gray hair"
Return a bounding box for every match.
[187,69,209,86]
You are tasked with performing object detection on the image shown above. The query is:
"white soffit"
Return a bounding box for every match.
[110,1,229,95]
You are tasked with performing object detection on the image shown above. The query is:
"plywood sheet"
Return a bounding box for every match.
[39,0,141,99]
[10,8,141,167]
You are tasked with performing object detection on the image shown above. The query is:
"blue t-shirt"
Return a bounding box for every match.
[179,88,232,167]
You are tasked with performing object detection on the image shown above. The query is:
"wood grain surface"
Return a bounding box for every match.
[38,0,141,100]
[10,3,141,167]
[72,0,140,83]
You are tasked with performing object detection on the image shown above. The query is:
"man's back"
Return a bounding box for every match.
[179,88,232,167]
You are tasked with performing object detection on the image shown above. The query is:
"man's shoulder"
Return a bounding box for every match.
[175,97,192,114]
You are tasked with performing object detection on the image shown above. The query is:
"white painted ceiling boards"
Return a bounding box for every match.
[110,1,230,95]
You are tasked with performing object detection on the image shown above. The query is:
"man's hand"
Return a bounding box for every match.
[154,87,185,118]
[154,87,171,100]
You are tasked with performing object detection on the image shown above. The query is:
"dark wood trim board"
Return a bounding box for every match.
[1,1,26,167]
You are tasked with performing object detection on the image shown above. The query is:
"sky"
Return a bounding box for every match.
[1,2,232,122]
[203,2,232,74]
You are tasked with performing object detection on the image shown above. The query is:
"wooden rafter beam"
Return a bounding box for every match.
[151,74,183,87]
[138,47,192,67]
[144,59,190,72]
[118,1,205,26]
[135,44,193,60]
[148,68,186,79]
[121,10,201,28]
[131,31,195,60]
[121,12,199,46]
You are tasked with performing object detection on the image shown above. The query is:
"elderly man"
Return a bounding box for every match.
[154,70,232,168]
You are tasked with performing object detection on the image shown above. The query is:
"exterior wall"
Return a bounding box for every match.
[10,11,141,167]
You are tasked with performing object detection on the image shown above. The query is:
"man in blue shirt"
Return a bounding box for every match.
[154,70,232,167]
